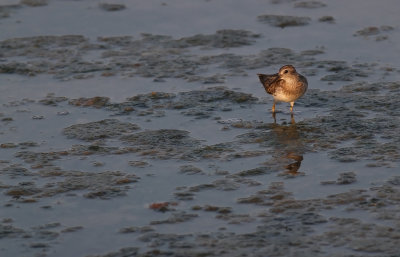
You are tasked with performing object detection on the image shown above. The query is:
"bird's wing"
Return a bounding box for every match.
[299,74,308,86]
[267,78,284,95]
[257,73,279,95]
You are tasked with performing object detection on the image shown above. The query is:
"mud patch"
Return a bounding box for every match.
[105,179,400,257]
[0,4,21,19]
[120,129,201,159]
[211,81,400,169]
[150,211,198,225]
[354,25,394,41]
[89,87,257,118]
[63,119,140,141]
[0,32,363,83]
[4,170,139,201]
[179,165,204,175]
[318,15,335,23]
[294,1,326,8]
[0,30,260,81]
[98,3,126,11]
[1,2,400,256]
[257,14,311,28]
[0,221,85,254]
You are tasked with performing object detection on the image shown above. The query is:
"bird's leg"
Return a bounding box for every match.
[290,102,294,112]
[272,101,276,113]
[272,112,277,123]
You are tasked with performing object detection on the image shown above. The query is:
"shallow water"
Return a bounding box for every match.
[1,0,400,257]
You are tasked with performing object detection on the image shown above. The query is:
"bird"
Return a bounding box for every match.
[257,65,308,113]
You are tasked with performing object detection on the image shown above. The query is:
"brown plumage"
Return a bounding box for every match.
[257,65,308,113]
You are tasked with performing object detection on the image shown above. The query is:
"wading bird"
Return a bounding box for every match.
[257,65,308,113]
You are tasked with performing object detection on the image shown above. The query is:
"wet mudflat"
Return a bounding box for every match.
[1,0,400,256]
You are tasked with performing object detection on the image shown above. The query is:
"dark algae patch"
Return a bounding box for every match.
[299,82,400,167]
[77,87,258,118]
[3,170,140,200]
[0,30,260,81]
[215,81,400,168]
[0,31,373,83]
[98,3,126,12]
[257,14,312,28]
[100,178,400,257]
[120,129,202,159]
[63,119,140,141]
[294,1,327,9]
[97,183,400,256]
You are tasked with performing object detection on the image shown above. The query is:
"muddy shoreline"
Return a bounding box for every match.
[1,1,400,257]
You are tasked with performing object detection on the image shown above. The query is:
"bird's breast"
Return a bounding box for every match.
[273,80,307,102]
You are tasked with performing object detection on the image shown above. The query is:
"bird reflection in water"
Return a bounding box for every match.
[269,112,304,176]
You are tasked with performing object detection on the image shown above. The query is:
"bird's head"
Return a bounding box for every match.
[278,65,296,77]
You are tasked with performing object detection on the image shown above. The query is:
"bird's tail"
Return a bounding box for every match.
[257,74,268,84]
[257,73,278,94]
[257,73,278,85]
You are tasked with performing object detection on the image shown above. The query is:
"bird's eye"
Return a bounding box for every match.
[284,70,288,74]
